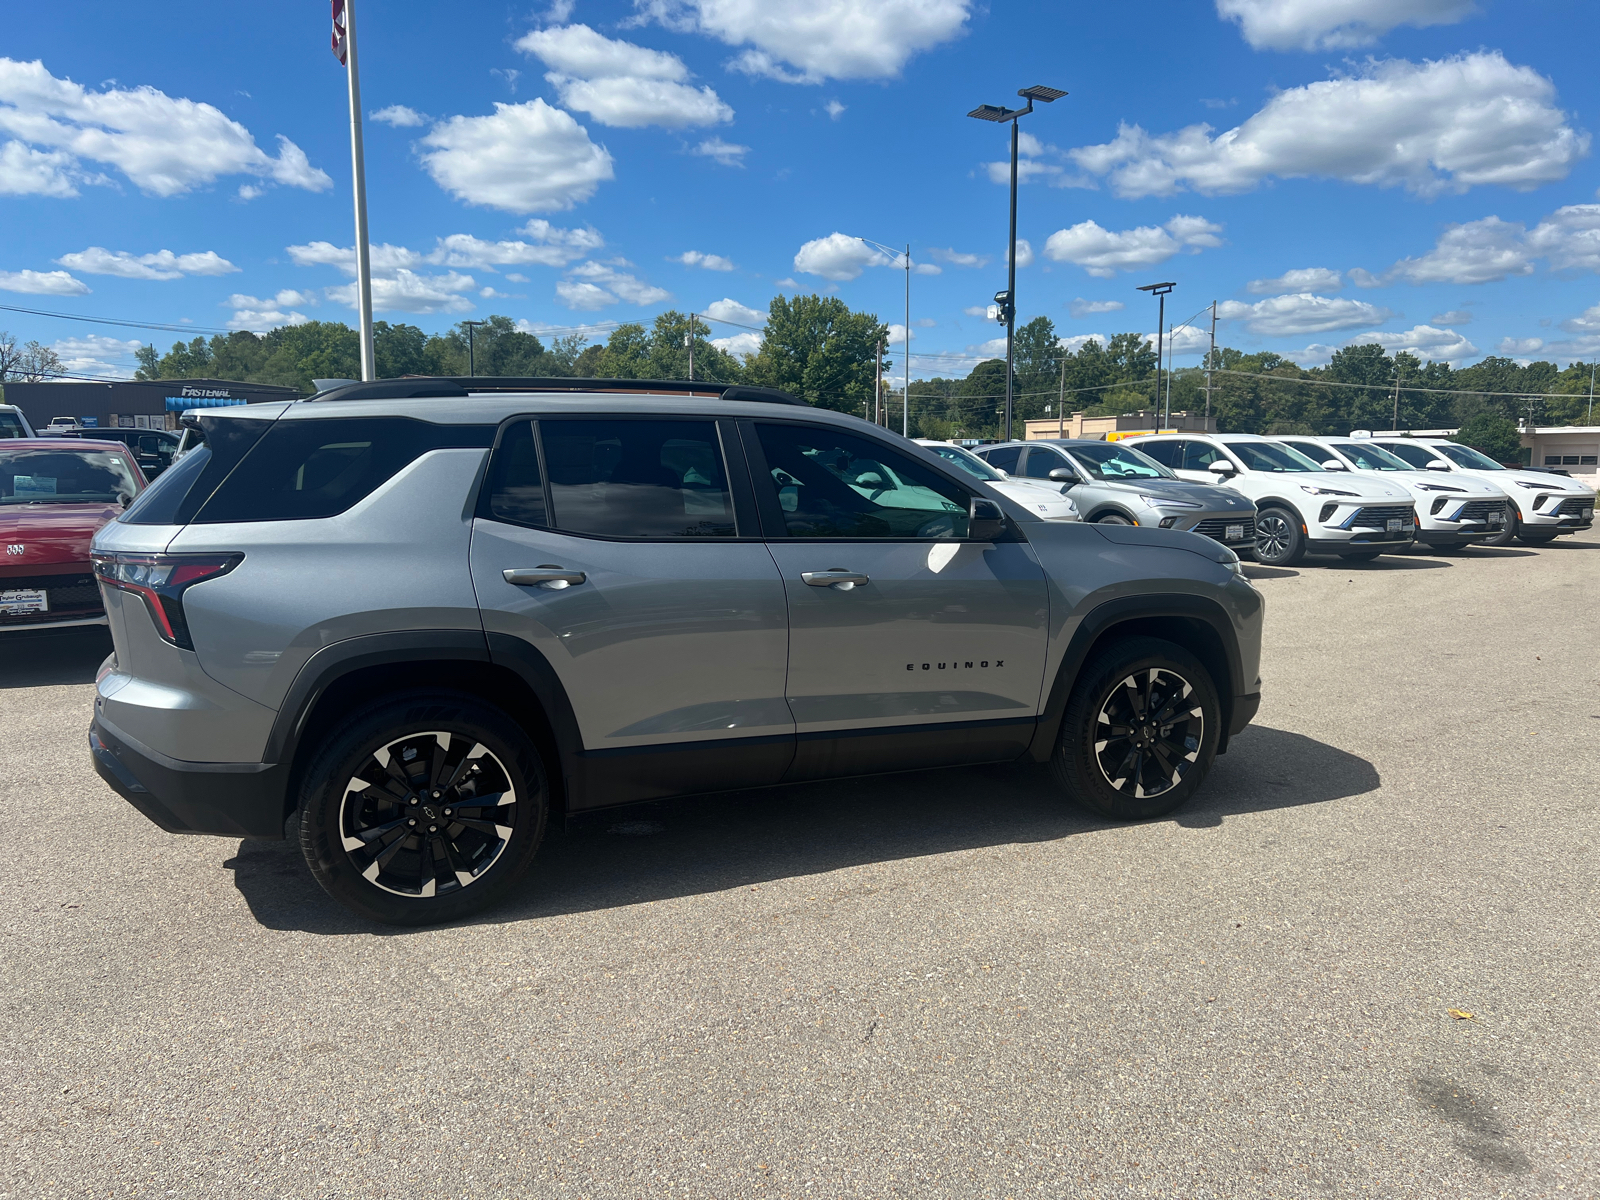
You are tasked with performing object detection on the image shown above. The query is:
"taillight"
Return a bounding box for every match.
[91,552,242,650]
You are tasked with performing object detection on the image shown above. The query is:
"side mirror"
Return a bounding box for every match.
[968,497,1005,541]
[1208,459,1237,476]
[1047,467,1078,485]
[1321,459,1348,471]
[1425,461,1451,471]
[117,491,134,509]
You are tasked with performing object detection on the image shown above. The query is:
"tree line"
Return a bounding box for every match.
[106,295,1600,450]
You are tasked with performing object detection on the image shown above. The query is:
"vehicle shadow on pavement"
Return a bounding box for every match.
[225,724,1378,935]
[1241,565,1298,581]
[0,628,111,688]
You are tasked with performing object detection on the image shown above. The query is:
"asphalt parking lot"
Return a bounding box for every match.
[2,533,1596,1199]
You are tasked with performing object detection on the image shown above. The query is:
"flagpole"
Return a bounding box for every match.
[342,0,375,381]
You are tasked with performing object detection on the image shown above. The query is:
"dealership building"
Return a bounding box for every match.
[1,378,300,432]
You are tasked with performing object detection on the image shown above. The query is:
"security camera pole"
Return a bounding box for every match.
[968,85,1066,442]
[1137,282,1176,430]
[332,0,375,382]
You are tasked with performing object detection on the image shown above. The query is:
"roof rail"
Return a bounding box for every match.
[307,376,809,406]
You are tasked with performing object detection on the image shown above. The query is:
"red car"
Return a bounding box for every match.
[1,438,147,632]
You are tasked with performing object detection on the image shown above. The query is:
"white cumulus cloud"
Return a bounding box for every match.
[712,330,764,357]
[1346,323,1478,363]
[419,99,614,213]
[1216,0,1476,51]
[1246,267,1342,294]
[1068,53,1586,200]
[226,291,312,331]
[0,57,330,197]
[52,334,143,377]
[557,259,672,309]
[0,268,89,295]
[637,0,972,83]
[1070,298,1125,318]
[1359,205,1600,286]
[929,247,989,268]
[794,232,890,281]
[1043,215,1223,277]
[56,247,238,280]
[1059,333,1109,354]
[517,24,732,129]
[369,105,428,127]
[674,250,736,271]
[1431,309,1473,325]
[703,297,766,325]
[1216,293,1395,336]
[692,137,749,166]
[328,271,480,316]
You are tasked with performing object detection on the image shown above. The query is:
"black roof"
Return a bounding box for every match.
[307,377,808,407]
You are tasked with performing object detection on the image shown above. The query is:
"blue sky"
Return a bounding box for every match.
[2,0,1597,381]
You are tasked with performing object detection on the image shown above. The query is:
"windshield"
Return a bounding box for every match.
[1065,442,1175,480]
[1436,442,1507,471]
[925,443,1003,481]
[1230,441,1324,472]
[1327,441,1414,471]
[0,446,139,504]
[1375,441,1439,469]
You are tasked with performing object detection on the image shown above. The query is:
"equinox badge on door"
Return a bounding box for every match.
[907,660,1003,671]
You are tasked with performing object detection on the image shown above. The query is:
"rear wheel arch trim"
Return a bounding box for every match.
[1028,594,1246,763]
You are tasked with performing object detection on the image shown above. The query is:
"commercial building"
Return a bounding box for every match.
[1022,409,1216,441]
[1522,425,1599,486]
[1,378,300,432]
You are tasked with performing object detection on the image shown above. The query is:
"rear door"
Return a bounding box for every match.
[470,415,793,804]
[744,419,1049,781]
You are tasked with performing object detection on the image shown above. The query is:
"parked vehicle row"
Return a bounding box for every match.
[78,378,1265,926]
[966,430,1593,567]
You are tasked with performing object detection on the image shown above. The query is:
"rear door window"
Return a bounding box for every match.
[484,418,737,539]
[1182,441,1224,470]
[1020,446,1068,479]
[981,445,1022,473]
[1136,440,1180,467]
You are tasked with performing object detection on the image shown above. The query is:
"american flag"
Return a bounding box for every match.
[331,0,348,65]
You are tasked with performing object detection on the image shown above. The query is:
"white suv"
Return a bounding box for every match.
[914,441,1079,521]
[1134,433,1416,566]
[1275,435,1509,550]
[1361,436,1595,545]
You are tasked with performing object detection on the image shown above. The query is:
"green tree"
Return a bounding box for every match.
[745,294,888,414]
[1105,332,1156,386]
[1011,315,1063,422]
[1455,412,1523,463]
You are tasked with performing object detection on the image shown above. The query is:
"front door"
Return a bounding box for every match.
[744,420,1050,781]
[471,416,792,806]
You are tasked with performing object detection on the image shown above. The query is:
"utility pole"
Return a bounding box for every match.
[875,338,884,425]
[686,312,694,382]
[463,320,485,376]
[1164,323,1174,429]
[1057,355,1066,439]
[903,244,910,437]
[1392,361,1401,432]
[1589,359,1595,423]
[1204,300,1216,424]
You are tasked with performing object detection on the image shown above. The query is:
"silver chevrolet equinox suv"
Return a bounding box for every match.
[89,379,1264,925]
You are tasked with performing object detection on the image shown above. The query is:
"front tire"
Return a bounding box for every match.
[298,691,548,925]
[1254,507,1305,566]
[1482,513,1516,546]
[1096,513,1134,525]
[1050,636,1221,821]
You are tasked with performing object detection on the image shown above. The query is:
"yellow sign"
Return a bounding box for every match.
[1105,429,1179,441]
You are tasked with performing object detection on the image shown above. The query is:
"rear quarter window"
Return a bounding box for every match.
[191,417,491,524]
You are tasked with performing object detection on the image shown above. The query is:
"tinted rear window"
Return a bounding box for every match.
[119,443,214,525]
[192,417,491,524]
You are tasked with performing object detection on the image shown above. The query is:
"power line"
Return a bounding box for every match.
[0,302,235,336]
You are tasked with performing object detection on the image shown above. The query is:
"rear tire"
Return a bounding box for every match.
[298,690,548,925]
[1253,507,1305,566]
[1050,636,1221,821]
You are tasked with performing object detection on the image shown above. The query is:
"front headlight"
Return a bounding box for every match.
[1298,484,1358,497]
[1141,495,1204,509]
[1514,480,1549,490]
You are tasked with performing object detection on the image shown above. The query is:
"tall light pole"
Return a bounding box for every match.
[1136,282,1175,429]
[968,84,1066,442]
[332,0,375,381]
[853,236,914,436]
[1204,300,1217,424]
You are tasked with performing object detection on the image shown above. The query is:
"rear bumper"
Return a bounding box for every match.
[89,716,290,839]
[1,615,108,632]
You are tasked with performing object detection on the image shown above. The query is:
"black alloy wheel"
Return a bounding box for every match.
[299,691,547,925]
[1254,507,1305,566]
[1052,636,1221,820]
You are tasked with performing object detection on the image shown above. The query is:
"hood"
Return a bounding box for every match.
[1088,519,1237,564]
[1287,472,1409,501]
[1349,470,1506,498]
[1099,477,1254,509]
[0,501,122,569]
[1490,469,1596,494]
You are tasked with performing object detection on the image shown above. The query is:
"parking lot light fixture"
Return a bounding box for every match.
[1136,283,1176,429]
[968,84,1066,442]
[853,236,913,436]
